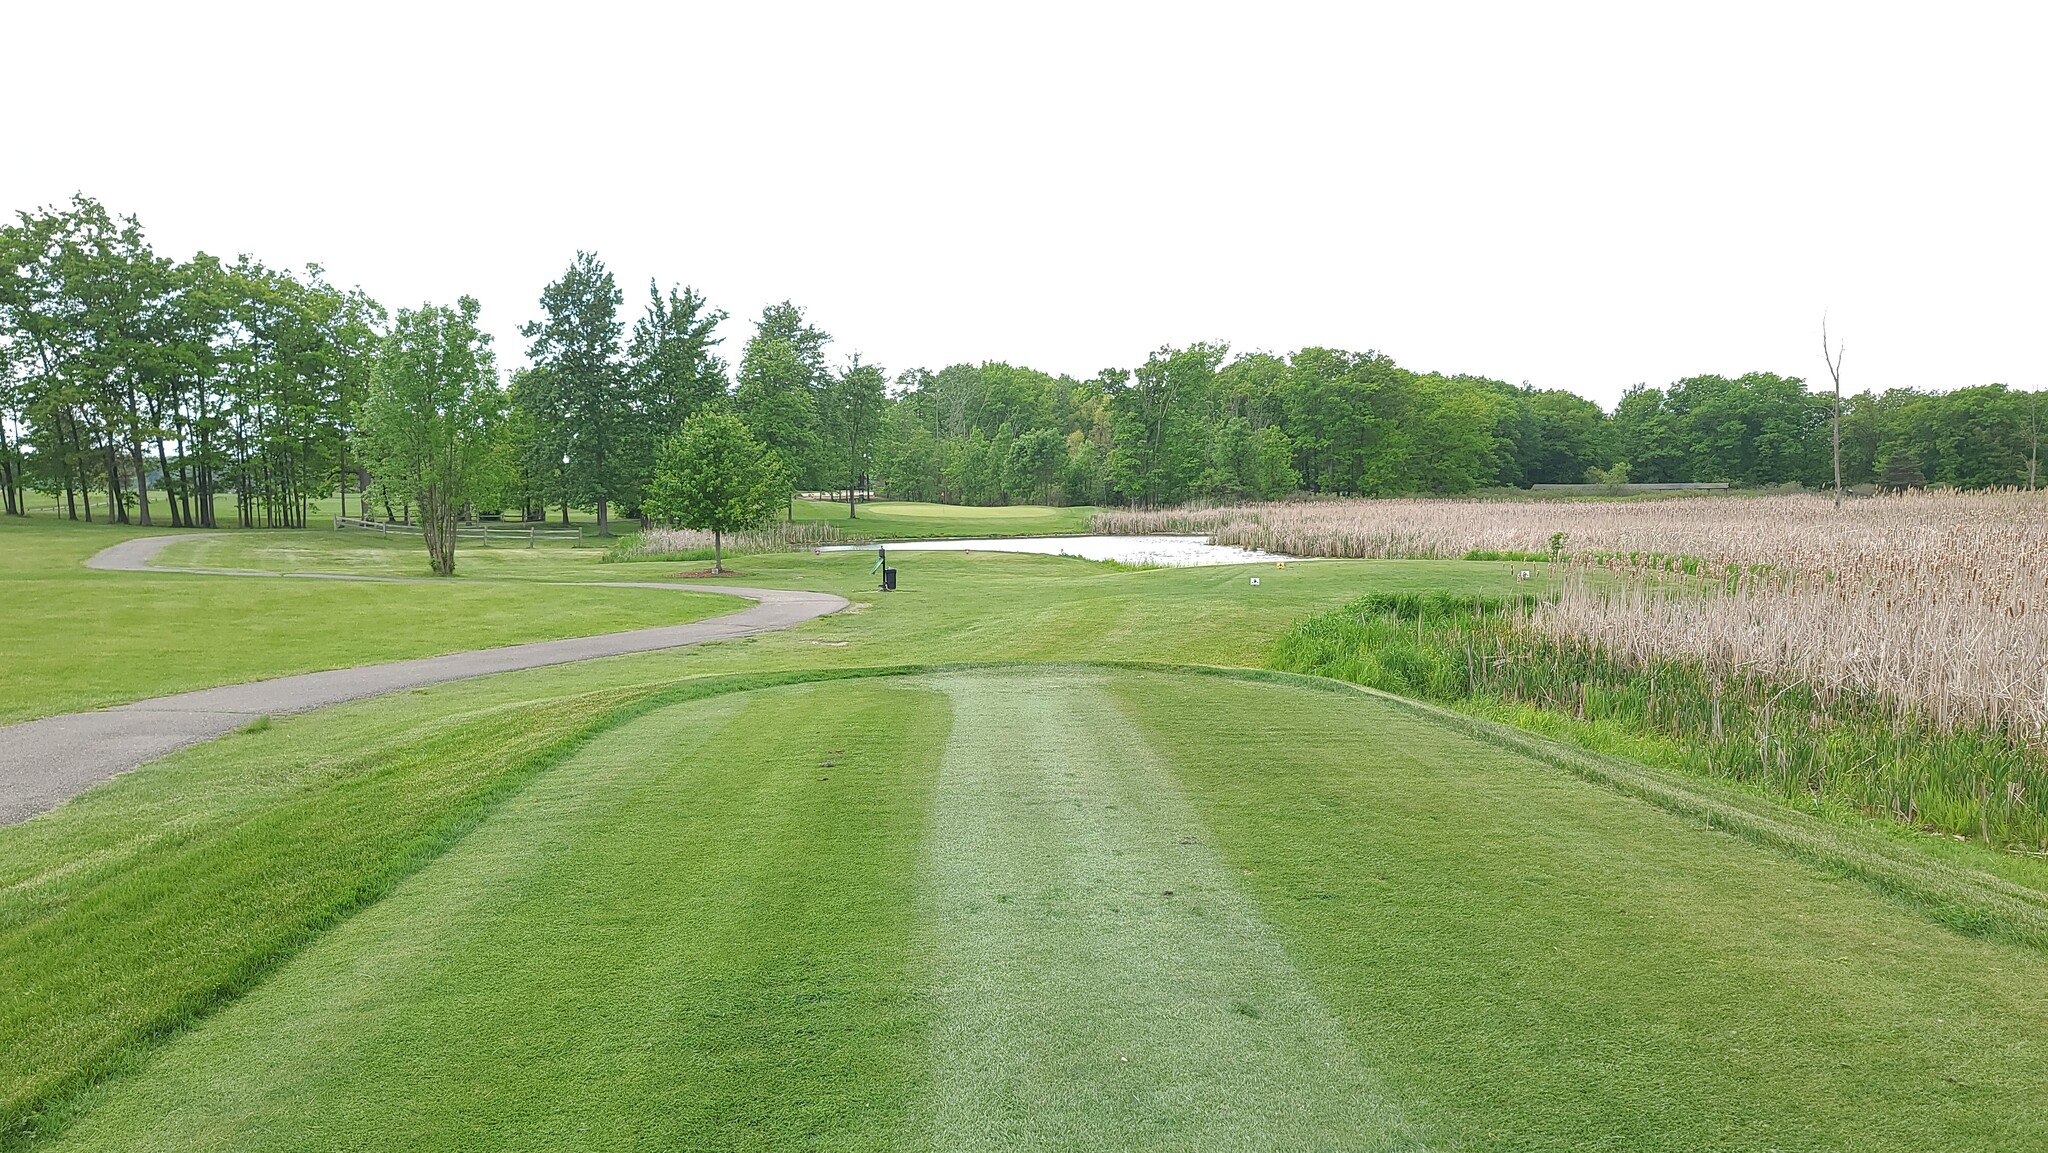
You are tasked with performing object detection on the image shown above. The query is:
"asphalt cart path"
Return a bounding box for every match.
[0,535,847,825]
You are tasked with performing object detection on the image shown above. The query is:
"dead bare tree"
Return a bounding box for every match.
[1821,315,1846,510]
[2029,388,2039,492]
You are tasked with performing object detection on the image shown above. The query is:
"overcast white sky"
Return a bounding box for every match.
[8,1,2043,406]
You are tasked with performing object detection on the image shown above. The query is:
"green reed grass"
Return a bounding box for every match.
[1272,593,2048,850]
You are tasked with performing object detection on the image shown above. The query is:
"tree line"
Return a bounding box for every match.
[0,196,384,525]
[4,199,2040,531]
[1615,373,2042,492]
[871,355,2041,505]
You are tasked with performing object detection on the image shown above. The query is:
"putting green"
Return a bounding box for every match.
[40,669,2048,1151]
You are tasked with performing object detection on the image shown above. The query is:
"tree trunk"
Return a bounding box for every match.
[1831,388,1842,510]
[440,497,457,574]
[101,433,126,524]
[2030,392,2039,492]
[596,497,609,537]
[195,391,217,528]
[419,501,436,568]
[153,437,179,526]
[0,418,16,517]
[422,488,458,576]
[1823,318,1844,511]
[62,410,83,519]
[177,458,196,527]
[561,501,570,526]
[131,443,154,526]
[78,431,93,521]
[713,529,723,574]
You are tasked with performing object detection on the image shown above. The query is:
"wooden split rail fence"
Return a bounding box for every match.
[332,516,585,546]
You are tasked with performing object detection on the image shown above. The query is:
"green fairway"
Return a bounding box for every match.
[29,668,2048,1151]
[791,497,1094,539]
[12,493,353,528]
[0,519,729,723]
[144,526,1538,671]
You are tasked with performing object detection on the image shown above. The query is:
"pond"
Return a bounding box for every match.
[820,535,1298,567]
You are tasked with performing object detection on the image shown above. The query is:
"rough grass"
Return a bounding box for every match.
[0,519,730,723]
[0,684,654,1144]
[26,668,2048,1151]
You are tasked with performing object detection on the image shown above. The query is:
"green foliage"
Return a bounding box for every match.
[1879,449,1928,491]
[0,196,385,529]
[353,297,503,575]
[11,195,2041,526]
[824,354,887,515]
[870,352,2040,509]
[624,280,727,500]
[627,280,727,434]
[733,302,830,504]
[871,347,1626,508]
[518,252,628,533]
[1107,344,1228,507]
[1584,459,1631,488]
[643,410,790,571]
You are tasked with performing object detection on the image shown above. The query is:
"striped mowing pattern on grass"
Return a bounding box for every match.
[911,668,1421,1151]
[43,681,948,1151]
[22,667,2048,1151]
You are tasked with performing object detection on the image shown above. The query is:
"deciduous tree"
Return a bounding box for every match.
[521,252,626,534]
[354,297,503,576]
[733,302,829,517]
[643,410,789,574]
[825,354,886,517]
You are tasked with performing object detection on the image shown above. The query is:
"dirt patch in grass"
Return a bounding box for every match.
[670,569,745,579]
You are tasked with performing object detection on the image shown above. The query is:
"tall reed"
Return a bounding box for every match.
[1108,491,2048,748]
[603,521,843,561]
[1274,593,2048,848]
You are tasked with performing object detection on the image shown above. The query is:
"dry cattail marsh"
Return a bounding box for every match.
[1119,491,2048,845]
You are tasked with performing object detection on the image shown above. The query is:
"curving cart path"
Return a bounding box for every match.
[0,535,848,825]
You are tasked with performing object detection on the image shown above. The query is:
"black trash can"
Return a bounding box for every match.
[882,566,897,591]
